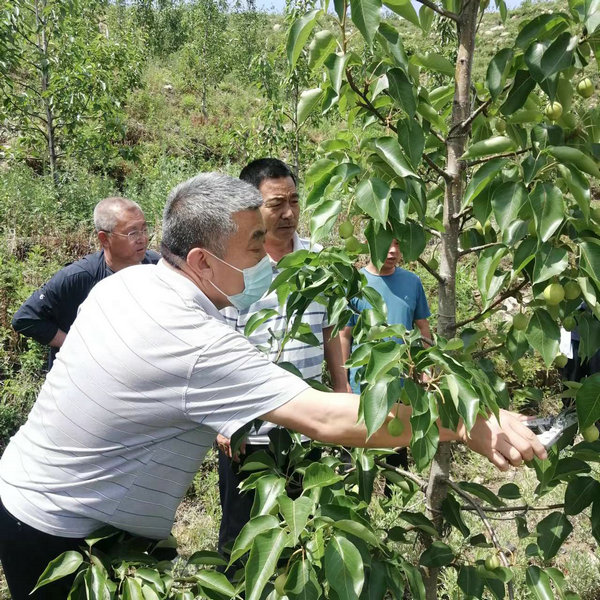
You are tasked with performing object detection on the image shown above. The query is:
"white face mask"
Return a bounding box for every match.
[206,251,273,310]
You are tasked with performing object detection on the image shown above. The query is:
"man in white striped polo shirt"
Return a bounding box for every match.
[0,173,546,600]
[217,158,351,563]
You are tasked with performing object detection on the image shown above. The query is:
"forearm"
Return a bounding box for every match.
[323,327,352,393]
[49,328,67,348]
[263,390,462,449]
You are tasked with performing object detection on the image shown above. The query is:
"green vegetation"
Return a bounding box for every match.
[1,0,600,598]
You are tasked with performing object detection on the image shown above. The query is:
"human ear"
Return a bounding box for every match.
[97,231,109,248]
[187,247,213,279]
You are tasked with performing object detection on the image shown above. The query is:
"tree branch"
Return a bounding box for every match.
[423,152,452,182]
[467,147,532,168]
[346,68,397,134]
[458,241,503,257]
[444,478,514,600]
[417,256,445,284]
[455,279,528,329]
[460,502,566,514]
[414,0,459,21]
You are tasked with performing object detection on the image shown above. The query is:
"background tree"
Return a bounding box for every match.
[0,0,143,182]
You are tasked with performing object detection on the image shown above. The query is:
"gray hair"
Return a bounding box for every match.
[93,197,143,232]
[161,172,262,261]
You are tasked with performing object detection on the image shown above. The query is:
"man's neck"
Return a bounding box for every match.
[365,262,395,276]
[104,253,130,273]
[265,236,295,262]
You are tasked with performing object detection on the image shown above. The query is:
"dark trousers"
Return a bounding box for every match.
[0,497,84,600]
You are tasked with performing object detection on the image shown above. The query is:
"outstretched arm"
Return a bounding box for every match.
[262,389,546,471]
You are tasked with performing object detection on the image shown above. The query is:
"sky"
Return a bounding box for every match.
[255,0,526,14]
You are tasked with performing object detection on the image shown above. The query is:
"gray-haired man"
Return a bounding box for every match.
[0,173,546,600]
[12,196,159,368]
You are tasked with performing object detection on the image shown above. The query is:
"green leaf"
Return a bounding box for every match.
[462,136,516,159]
[498,483,522,499]
[536,512,573,561]
[84,562,109,600]
[365,220,394,270]
[458,565,484,599]
[33,551,83,592]
[515,13,568,49]
[526,309,560,367]
[377,23,409,69]
[188,551,228,566]
[400,511,439,536]
[303,462,344,491]
[332,519,381,547]
[285,560,322,599]
[546,146,600,179]
[530,182,564,243]
[592,499,600,546]
[196,571,237,598]
[373,135,417,178]
[397,117,424,169]
[492,181,527,232]
[400,559,426,600]
[462,158,508,208]
[355,177,390,225]
[287,10,320,71]
[558,164,590,220]
[564,476,600,515]
[229,515,280,565]
[525,566,554,600]
[386,68,417,118]
[487,48,513,100]
[442,494,470,537]
[350,0,381,48]
[419,541,454,567]
[419,4,434,32]
[575,372,600,429]
[532,244,568,285]
[123,578,144,600]
[308,30,337,70]
[324,534,364,600]
[297,88,323,126]
[244,309,279,337]
[362,375,401,439]
[394,222,426,262]
[411,52,454,76]
[310,198,343,242]
[382,0,420,27]
[500,70,536,115]
[458,481,505,507]
[410,421,439,471]
[580,239,600,284]
[245,528,289,600]
[445,373,479,432]
[540,33,578,77]
[250,475,286,517]
[278,496,313,543]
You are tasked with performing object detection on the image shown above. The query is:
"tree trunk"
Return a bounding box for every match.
[424,1,479,597]
[35,0,58,186]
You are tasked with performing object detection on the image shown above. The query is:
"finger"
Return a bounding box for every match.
[494,433,527,467]
[505,419,547,461]
[488,449,509,471]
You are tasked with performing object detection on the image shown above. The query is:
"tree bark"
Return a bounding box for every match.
[424,1,479,597]
[35,0,58,186]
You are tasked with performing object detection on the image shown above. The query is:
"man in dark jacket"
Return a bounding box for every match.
[12,196,160,368]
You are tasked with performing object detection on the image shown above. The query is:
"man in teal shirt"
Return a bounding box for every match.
[340,239,432,394]
[340,239,432,486]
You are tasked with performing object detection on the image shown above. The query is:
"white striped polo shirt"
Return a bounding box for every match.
[221,234,327,444]
[0,260,308,539]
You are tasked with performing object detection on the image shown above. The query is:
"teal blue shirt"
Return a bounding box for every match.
[348,267,430,393]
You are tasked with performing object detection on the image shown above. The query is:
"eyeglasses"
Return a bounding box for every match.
[107,227,153,242]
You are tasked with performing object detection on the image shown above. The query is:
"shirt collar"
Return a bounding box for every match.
[156,259,225,322]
